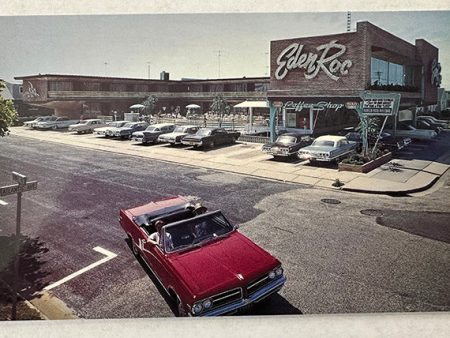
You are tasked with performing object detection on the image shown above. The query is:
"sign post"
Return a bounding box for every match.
[356,92,401,156]
[0,172,38,320]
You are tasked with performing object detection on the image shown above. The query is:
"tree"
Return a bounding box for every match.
[210,95,230,127]
[0,81,18,137]
[142,95,158,115]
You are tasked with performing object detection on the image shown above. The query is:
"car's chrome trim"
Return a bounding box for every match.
[201,276,286,317]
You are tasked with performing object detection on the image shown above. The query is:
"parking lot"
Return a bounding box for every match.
[1,130,449,319]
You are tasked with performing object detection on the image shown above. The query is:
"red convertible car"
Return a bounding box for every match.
[119,196,286,316]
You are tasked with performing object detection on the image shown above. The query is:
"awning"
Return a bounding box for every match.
[234,101,269,108]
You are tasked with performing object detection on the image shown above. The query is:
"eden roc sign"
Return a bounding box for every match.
[275,40,352,81]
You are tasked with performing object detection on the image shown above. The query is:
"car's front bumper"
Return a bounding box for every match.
[182,140,202,146]
[200,276,286,317]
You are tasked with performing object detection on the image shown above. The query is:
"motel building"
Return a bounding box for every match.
[267,21,441,140]
[14,21,441,140]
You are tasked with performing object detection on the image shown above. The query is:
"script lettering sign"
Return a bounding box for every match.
[275,40,353,81]
[284,101,344,112]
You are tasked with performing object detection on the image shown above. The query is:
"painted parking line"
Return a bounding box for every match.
[44,246,117,291]
[0,199,8,206]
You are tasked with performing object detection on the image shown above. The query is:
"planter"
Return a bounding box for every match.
[338,152,392,173]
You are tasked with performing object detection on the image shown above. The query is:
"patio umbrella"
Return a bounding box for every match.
[186,104,201,109]
[129,104,145,109]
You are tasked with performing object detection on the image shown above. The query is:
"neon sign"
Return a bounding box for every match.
[275,40,352,81]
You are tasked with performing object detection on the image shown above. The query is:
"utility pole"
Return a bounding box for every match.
[265,52,269,76]
[215,50,222,78]
[147,61,151,79]
[104,62,108,76]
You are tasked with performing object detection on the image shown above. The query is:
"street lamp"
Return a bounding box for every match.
[104,62,108,76]
[147,61,151,79]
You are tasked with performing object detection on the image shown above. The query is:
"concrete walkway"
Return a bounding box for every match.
[9,127,450,195]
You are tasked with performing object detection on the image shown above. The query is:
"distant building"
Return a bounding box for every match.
[14,74,270,119]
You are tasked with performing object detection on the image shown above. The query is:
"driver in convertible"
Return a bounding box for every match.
[150,220,174,250]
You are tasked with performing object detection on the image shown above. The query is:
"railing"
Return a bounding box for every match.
[238,135,269,144]
[46,90,266,100]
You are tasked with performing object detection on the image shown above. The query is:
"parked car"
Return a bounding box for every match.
[385,124,437,140]
[23,116,55,128]
[298,135,357,162]
[344,131,411,152]
[158,125,200,145]
[68,119,110,134]
[119,196,286,317]
[131,123,176,144]
[35,117,79,129]
[181,128,240,148]
[262,133,314,159]
[417,115,449,129]
[414,120,442,134]
[94,120,127,137]
[107,122,149,139]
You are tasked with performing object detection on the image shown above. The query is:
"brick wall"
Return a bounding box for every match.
[269,21,438,106]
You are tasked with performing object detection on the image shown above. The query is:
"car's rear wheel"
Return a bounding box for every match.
[129,236,140,257]
[209,140,215,148]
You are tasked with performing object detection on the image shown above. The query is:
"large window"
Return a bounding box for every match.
[48,81,73,91]
[371,57,404,86]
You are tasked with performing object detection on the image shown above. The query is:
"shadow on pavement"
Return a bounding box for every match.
[0,235,50,300]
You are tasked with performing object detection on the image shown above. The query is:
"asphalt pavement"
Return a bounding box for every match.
[0,135,449,319]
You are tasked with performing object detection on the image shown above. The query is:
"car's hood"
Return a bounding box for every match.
[69,123,86,128]
[94,126,110,132]
[168,232,279,298]
[132,131,144,136]
[161,132,187,138]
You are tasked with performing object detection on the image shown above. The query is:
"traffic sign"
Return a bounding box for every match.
[0,181,38,197]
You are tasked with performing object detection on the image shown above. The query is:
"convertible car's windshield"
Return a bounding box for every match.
[162,211,234,253]
[196,129,212,136]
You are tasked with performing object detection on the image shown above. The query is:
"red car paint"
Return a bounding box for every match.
[119,196,286,316]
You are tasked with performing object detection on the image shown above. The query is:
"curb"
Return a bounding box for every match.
[9,130,448,196]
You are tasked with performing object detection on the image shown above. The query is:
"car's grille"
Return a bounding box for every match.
[211,288,242,308]
[247,273,271,296]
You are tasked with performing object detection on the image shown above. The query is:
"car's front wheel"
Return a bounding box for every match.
[176,296,188,317]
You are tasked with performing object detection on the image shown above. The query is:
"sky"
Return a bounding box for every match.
[1,11,449,88]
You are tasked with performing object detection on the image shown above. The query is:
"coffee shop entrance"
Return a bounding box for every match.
[270,98,360,137]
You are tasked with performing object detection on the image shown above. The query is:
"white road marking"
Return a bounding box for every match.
[0,199,8,206]
[44,246,117,291]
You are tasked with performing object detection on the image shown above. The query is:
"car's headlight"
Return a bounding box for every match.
[275,267,283,276]
[192,303,203,315]
[203,299,212,309]
[268,271,276,279]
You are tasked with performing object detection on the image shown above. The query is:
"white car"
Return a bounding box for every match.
[94,120,127,137]
[23,116,55,128]
[298,135,357,162]
[157,125,199,145]
[69,119,110,134]
[385,125,437,140]
[35,117,80,130]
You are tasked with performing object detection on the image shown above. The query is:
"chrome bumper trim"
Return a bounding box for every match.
[201,276,286,317]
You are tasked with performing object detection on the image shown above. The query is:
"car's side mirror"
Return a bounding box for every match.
[234,224,240,230]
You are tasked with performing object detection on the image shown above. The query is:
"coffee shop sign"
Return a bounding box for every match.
[275,40,352,81]
[284,101,344,112]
